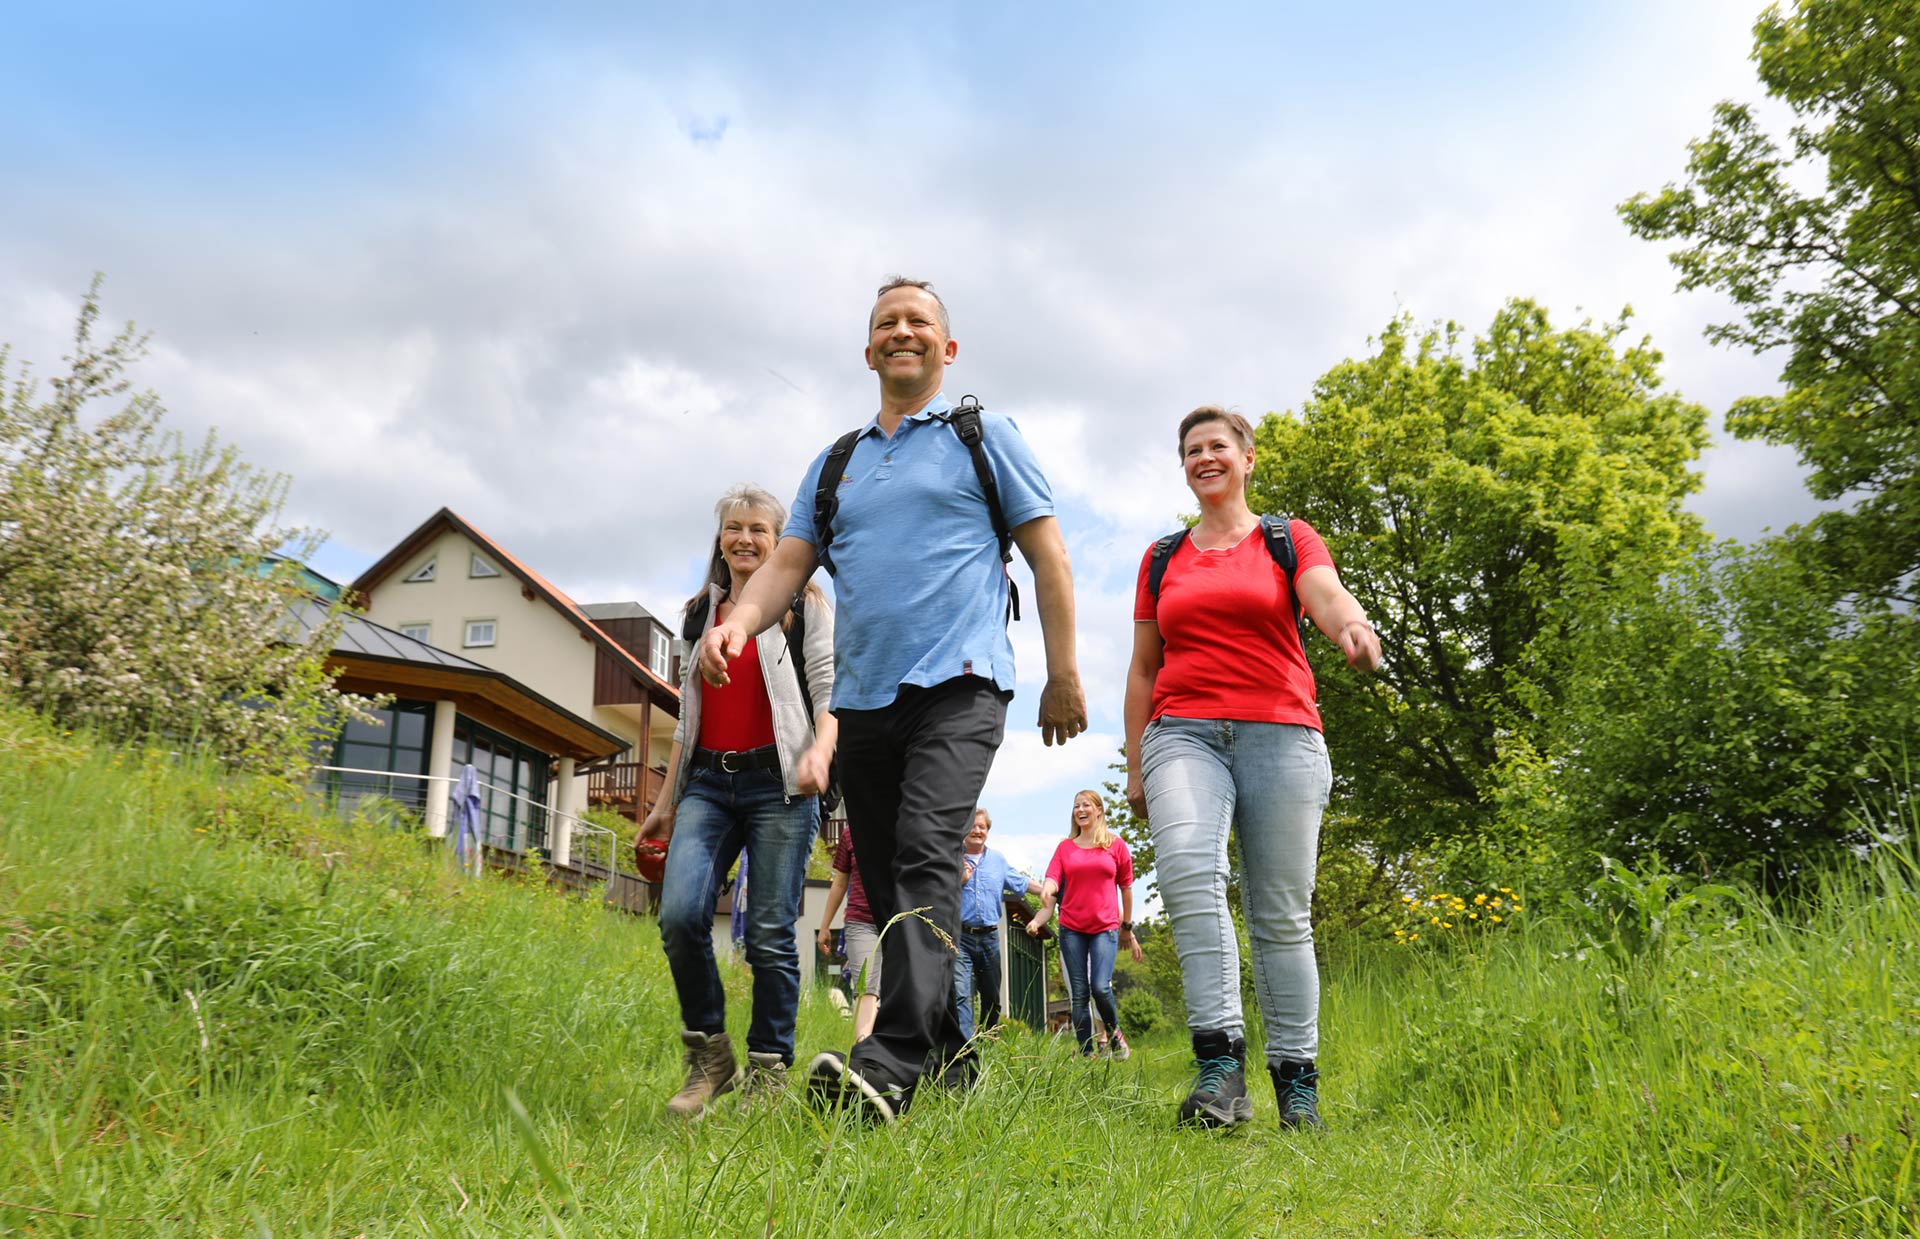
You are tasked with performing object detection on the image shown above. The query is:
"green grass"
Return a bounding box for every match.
[2,704,1916,1238]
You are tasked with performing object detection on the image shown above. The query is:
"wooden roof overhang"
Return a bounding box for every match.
[328,651,627,764]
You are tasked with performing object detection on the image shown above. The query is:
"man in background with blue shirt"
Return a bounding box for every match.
[699,276,1086,1122]
[956,806,1041,1041]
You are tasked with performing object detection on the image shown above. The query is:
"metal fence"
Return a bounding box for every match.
[309,764,618,891]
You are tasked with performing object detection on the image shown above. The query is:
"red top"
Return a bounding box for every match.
[832,828,872,925]
[697,634,777,751]
[1045,836,1134,934]
[1133,520,1333,729]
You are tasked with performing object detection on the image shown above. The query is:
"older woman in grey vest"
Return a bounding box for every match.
[640,483,837,1118]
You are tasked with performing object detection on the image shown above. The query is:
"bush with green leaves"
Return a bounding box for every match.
[1116,986,1164,1035]
[0,280,371,776]
[1547,539,1919,885]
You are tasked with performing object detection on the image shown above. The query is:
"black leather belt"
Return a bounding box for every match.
[691,745,780,774]
[962,924,998,935]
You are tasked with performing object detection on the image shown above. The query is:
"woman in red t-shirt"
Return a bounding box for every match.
[1123,406,1380,1132]
[1026,790,1143,1059]
[640,483,838,1119]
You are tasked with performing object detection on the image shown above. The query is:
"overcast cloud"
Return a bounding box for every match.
[1,0,1825,885]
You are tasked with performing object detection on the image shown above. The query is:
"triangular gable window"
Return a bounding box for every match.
[470,553,501,579]
[404,557,437,583]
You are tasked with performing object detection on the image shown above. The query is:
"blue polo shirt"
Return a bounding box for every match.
[785,393,1054,711]
[960,846,1034,928]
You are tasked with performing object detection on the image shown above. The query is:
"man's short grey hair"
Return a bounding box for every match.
[871,275,951,336]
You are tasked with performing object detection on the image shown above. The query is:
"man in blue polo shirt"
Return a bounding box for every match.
[956,806,1041,1041]
[698,276,1086,1122]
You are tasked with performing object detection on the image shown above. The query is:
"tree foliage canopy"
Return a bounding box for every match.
[1248,300,1711,865]
[1621,0,1920,602]
[1546,539,1920,885]
[0,280,366,775]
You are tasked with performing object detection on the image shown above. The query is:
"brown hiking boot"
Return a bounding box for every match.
[666,1029,740,1119]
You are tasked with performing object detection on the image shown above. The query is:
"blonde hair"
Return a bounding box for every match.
[1068,789,1115,849]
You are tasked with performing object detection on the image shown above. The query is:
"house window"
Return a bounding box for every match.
[464,619,497,648]
[324,700,433,817]
[470,553,501,578]
[398,623,431,643]
[649,627,671,678]
[404,558,436,583]
[450,717,552,853]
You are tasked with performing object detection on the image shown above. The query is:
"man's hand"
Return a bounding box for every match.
[1337,620,1382,673]
[699,621,750,686]
[1036,673,1087,747]
[815,923,834,957]
[794,739,832,797]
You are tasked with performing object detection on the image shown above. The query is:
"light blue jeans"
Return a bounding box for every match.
[1057,927,1120,1055]
[1141,716,1332,1064]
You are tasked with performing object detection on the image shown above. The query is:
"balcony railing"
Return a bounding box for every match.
[586,761,669,821]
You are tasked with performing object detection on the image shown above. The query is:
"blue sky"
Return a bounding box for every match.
[2,0,1814,888]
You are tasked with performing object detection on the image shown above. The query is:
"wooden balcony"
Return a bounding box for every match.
[586,761,669,822]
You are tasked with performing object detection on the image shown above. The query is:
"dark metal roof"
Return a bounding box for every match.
[290,600,493,670]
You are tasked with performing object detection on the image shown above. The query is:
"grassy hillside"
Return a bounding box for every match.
[2,703,1915,1237]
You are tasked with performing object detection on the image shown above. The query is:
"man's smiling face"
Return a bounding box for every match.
[865,286,956,389]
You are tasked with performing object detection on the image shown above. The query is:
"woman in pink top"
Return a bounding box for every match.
[1026,790,1143,1058]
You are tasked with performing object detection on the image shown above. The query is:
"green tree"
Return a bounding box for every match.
[1548,540,1920,885]
[0,280,369,775]
[1621,0,1920,603]
[1250,301,1710,876]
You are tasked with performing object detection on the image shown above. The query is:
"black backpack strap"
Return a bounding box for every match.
[680,591,713,643]
[1259,514,1309,639]
[948,394,1021,622]
[1145,529,1190,602]
[784,592,814,722]
[812,429,863,576]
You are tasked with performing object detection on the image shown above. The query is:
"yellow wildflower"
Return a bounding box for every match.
[1491,915,1503,923]
[1474,893,1487,906]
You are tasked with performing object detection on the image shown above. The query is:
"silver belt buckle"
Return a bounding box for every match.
[720,749,742,773]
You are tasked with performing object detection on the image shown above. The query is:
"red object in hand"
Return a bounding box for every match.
[634,838,669,883]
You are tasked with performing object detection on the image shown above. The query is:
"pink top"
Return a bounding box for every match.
[1045,836,1134,934]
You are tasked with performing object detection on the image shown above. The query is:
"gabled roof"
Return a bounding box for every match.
[348,508,678,706]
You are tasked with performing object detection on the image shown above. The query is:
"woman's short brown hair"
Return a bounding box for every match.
[1177,406,1255,459]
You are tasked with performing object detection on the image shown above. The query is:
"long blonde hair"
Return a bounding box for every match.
[1068,789,1115,849]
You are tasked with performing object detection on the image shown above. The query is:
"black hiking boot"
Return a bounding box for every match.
[1177,1029,1251,1128]
[1271,1058,1325,1130]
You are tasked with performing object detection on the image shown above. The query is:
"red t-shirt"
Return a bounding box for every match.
[831,828,872,925]
[1045,836,1134,934]
[697,634,777,751]
[1132,520,1333,728]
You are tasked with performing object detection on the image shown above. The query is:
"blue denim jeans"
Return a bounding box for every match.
[1141,716,1332,1064]
[952,928,1003,1042]
[1056,927,1120,1055]
[657,767,819,1063]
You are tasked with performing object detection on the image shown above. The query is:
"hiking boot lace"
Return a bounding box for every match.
[1191,1054,1240,1095]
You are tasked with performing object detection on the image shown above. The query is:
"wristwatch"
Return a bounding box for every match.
[1120,921,1134,932]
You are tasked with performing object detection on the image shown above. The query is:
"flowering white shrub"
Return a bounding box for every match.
[0,279,374,775]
